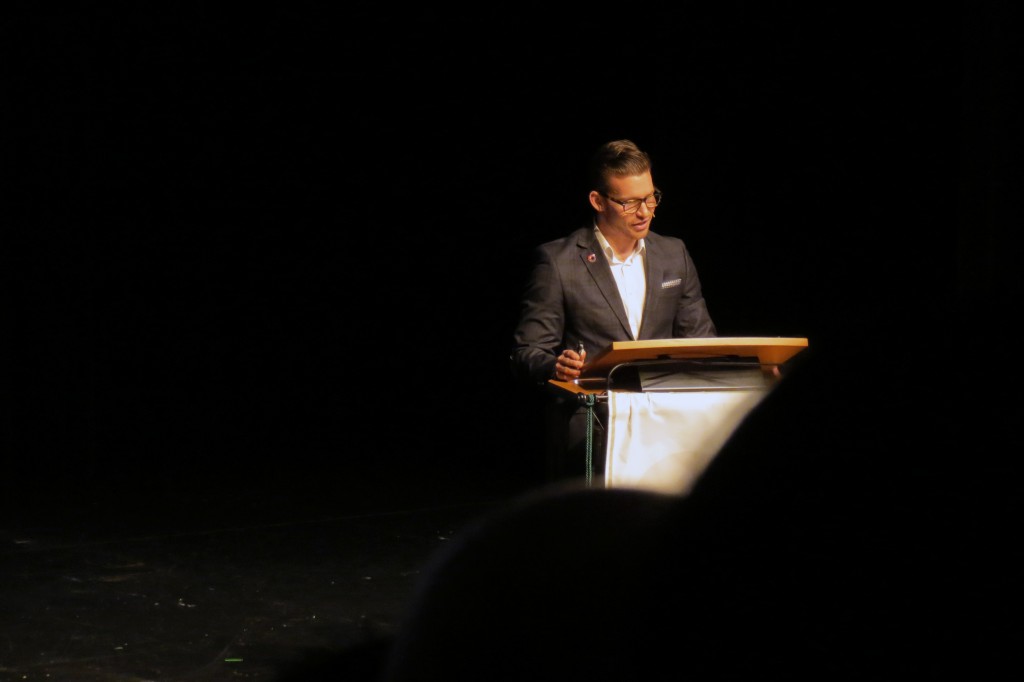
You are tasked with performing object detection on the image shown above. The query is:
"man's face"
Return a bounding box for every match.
[593,171,657,247]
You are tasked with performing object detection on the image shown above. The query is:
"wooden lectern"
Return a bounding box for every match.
[549,336,809,395]
[548,337,809,492]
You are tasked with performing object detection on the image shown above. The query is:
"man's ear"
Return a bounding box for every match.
[588,190,605,213]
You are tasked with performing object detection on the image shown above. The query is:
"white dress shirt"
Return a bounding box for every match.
[595,226,647,339]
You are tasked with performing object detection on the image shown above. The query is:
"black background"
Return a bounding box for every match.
[8,5,1019,515]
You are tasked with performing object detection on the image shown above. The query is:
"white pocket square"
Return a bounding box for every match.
[661,278,682,288]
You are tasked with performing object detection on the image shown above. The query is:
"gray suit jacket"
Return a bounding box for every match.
[511,226,717,386]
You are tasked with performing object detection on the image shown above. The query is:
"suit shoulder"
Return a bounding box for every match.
[535,227,593,255]
[645,230,690,253]
[645,230,684,246]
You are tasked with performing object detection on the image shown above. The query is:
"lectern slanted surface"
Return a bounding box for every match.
[580,337,808,379]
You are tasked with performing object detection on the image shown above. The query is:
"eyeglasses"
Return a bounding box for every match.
[601,190,663,214]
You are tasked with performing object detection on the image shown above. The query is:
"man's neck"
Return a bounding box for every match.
[595,223,638,261]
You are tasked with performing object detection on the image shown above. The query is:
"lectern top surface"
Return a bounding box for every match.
[580,336,808,378]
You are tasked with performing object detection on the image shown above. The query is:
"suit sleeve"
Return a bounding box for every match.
[510,246,565,386]
[671,240,717,338]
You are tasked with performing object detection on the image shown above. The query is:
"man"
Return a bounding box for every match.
[510,139,717,483]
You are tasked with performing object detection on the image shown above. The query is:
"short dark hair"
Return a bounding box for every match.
[588,139,653,194]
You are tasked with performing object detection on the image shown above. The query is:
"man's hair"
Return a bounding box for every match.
[588,139,652,194]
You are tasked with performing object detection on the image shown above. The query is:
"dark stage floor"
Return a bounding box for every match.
[2,353,1017,681]
[1,459,538,682]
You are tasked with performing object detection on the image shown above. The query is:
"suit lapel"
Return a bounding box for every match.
[578,230,634,339]
[639,234,664,340]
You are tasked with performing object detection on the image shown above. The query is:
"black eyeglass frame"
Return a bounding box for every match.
[600,189,663,214]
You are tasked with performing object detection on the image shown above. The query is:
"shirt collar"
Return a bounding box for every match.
[593,223,645,264]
